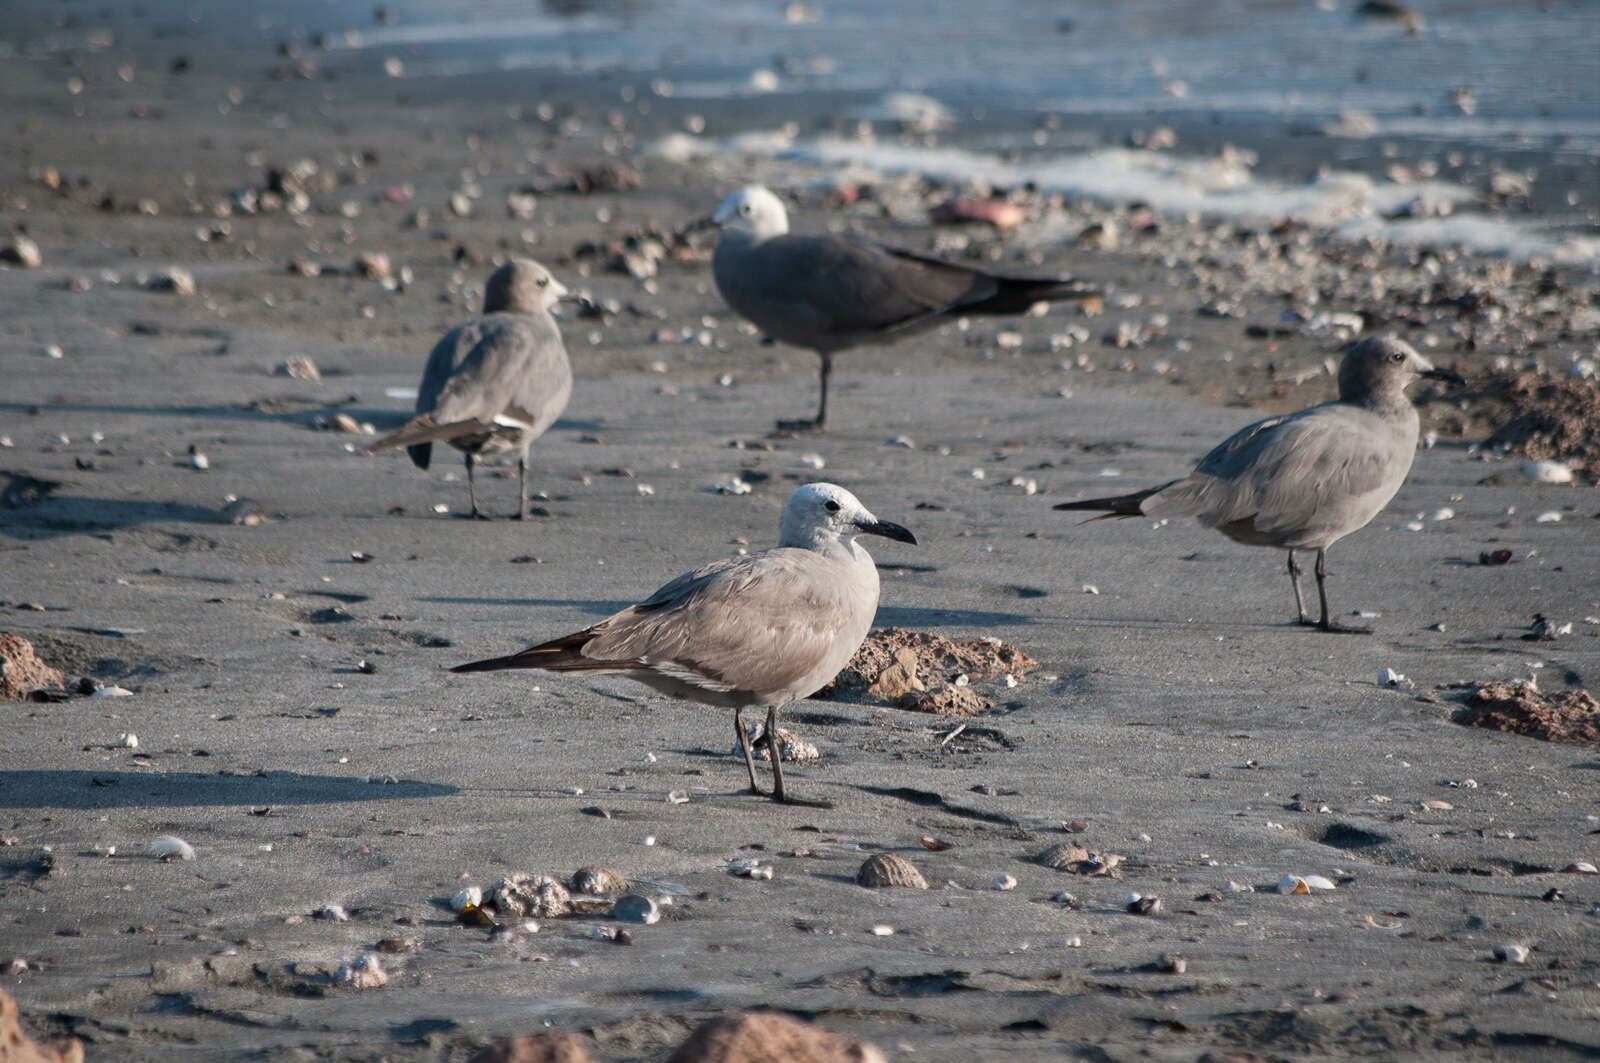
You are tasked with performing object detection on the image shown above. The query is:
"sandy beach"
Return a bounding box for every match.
[2,3,1598,1060]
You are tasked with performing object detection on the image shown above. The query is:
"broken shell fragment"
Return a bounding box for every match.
[569,866,628,895]
[492,873,572,918]
[855,852,928,889]
[151,835,195,861]
[1493,943,1530,964]
[1158,952,1187,974]
[992,874,1018,891]
[450,886,482,912]
[1276,874,1337,894]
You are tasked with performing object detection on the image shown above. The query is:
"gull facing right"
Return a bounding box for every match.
[451,483,916,804]
[1054,335,1462,632]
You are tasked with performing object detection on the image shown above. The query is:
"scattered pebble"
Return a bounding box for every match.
[275,356,321,381]
[334,954,387,988]
[1493,943,1529,965]
[1,233,43,269]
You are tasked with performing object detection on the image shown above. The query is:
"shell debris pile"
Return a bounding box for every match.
[823,627,1037,715]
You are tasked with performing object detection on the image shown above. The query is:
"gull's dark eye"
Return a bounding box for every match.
[1389,351,1404,362]
[824,500,841,512]
[740,203,752,214]
[536,276,548,286]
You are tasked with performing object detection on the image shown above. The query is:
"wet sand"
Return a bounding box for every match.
[2,9,1598,1062]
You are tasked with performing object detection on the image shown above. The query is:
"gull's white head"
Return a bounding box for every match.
[779,482,916,552]
[711,185,790,241]
[482,257,569,315]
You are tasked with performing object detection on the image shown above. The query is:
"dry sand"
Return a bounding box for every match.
[2,10,1598,1062]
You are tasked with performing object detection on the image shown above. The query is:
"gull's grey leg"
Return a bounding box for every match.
[734,706,764,796]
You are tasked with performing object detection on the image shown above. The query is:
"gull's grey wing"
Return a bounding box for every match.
[579,548,872,701]
[1147,403,1415,545]
[419,313,571,432]
[715,233,989,350]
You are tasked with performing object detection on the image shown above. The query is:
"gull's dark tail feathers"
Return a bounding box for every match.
[1051,482,1175,520]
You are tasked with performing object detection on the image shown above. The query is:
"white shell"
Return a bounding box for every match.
[993,874,1018,891]
[451,886,482,912]
[115,732,139,748]
[1277,873,1336,894]
[150,835,194,861]
[1493,943,1529,964]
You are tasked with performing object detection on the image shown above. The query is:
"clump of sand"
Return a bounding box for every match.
[1455,682,1599,745]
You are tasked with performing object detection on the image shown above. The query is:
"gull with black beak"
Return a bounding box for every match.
[693,184,1099,431]
[1053,336,1463,632]
[368,258,573,520]
[452,483,917,805]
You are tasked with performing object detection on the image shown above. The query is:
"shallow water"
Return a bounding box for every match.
[187,0,1600,141]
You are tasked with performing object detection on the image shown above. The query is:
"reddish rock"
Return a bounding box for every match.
[667,1011,887,1063]
[0,634,64,700]
[467,1032,595,1063]
[0,988,84,1063]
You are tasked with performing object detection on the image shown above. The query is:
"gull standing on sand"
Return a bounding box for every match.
[699,185,1098,430]
[1053,336,1462,632]
[368,258,572,520]
[452,483,917,804]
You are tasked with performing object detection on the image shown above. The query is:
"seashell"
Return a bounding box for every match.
[1564,862,1598,875]
[612,894,660,925]
[151,835,195,861]
[856,852,928,890]
[919,836,953,852]
[316,904,350,922]
[1158,952,1187,974]
[491,873,572,918]
[115,732,139,748]
[570,866,628,896]
[334,954,386,988]
[1035,844,1090,870]
[1493,943,1529,964]
[993,874,1018,891]
[1276,874,1336,894]
[869,924,895,936]
[450,886,482,912]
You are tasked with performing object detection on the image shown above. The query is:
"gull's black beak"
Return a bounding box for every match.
[1422,365,1465,386]
[676,213,719,239]
[858,518,917,545]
